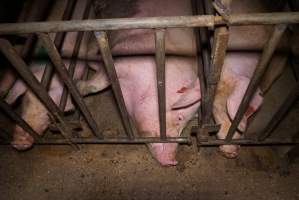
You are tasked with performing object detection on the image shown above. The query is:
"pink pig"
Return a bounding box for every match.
[214,52,264,158]
[77,56,201,165]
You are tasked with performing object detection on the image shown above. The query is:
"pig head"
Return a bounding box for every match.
[77,56,201,165]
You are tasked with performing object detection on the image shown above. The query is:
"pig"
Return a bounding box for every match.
[61,0,197,60]
[6,60,86,150]
[215,52,290,158]
[77,56,201,165]
[213,52,264,158]
[3,0,90,150]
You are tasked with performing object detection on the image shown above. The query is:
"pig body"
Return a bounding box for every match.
[213,53,264,158]
[4,0,90,150]
[7,60,86,150]
[62,0,197,60]
[78,56,201,165]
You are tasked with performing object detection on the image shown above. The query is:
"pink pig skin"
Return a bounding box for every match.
[77,56,201,166]
[6,60,86,150]
[214,53,264,158]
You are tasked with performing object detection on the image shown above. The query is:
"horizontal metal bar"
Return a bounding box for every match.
[95,31,136,139]
[155,29,167,140]
[198,139,299,146]
[0,12,298,34]
[38,33,103,139]
[0,98,39,140]
[0,137,191,145]
[0,136,296,145]
[223,12,299,25]
[225,24,287,142]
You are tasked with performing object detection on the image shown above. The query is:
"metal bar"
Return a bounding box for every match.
[0,137,191,145]
[41,0,77,89]
[192,0,209,124]
[0,98,39,140]
[0,39,75,145]
[0,12,298,35]
[201,26,229,134]
[38,33,103,139]
[197,139,299,145]
[155,29,167,140]
[59,0,91,111]
[0,136,297,145]
[95,31,136,139]
[258,82,299,141]
[225,24,287,142]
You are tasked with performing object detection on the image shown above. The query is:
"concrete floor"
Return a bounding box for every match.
[0,65,299,200]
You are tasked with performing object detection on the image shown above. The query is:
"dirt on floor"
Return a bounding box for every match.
[0,62,299,200]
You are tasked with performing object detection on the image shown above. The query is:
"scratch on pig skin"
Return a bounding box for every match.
[244,105,255,119]
[176,86,188,93]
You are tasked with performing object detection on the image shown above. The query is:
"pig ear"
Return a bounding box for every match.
[227,77,263,132]
[5,80,27,104]
[171,80,201,110]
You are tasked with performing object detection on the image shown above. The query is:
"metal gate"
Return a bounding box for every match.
[0,0,299,149]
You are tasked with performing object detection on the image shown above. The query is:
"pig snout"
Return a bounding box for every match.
[148,143,178,166]
[11,125,34,151]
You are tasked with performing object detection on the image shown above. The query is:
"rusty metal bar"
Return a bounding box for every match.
[0,136,297,145]
[95,31,136,139]
[0,39,75,146]
[155,29,167,140]
[41,0,77,89]
[0,98,39,140]
[197,139,299,145]
[38,33,103,139]
[200,27,229,137]
[226,24,287,142]
[192,0,208,126]
[0,12,299,35]
[0,137,190,145]
[59,0,91,111]
[258,82,299,141]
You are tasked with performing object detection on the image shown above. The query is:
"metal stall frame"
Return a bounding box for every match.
[0,2,299,146]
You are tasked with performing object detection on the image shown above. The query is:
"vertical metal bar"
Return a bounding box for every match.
[94,31,136,139]
[226,24,287,141]
[41,0,77,89]
[193,0,211,128]
[59,0,92,111]
[258,81,299,141]
[38,33,103,139]
[201,26,229,133]
[155,29,167,140]
[0,39,75,146]
[195,0,230,145]
[0,98,39,140]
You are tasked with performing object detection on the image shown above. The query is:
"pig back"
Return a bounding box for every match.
[228,0,290,51]
[92,0,196,56]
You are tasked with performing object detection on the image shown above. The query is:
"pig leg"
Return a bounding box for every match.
[213,81,241,159]
[215,76,263,158]
[226,76,263,132]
